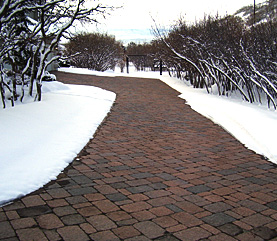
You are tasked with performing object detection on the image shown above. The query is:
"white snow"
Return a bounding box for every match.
[1,65,276,205]
[0,81,116,205]
[160,77,277,163]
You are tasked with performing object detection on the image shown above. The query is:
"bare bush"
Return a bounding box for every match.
[65,33,123,72]
[153,14,277,108]
[126,42,156,71]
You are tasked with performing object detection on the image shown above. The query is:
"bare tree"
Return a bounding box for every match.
[65,32,123,72]
[0,0,110,107]
[126,42,156,71]
[153,14,277,108]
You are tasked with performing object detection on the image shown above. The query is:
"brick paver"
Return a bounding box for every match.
[1,72,277,240]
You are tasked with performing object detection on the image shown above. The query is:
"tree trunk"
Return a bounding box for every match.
[0,73,6,109]
[36,81,42,102]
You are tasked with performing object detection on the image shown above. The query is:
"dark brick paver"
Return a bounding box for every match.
[1,72,277,240]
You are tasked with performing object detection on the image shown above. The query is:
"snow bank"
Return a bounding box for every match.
[0,81,116,205]
[160,76,277,164]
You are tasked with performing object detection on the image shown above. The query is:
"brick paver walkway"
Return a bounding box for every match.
[1,72,277,241]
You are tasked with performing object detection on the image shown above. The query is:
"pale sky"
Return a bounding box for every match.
[84,0,264,43]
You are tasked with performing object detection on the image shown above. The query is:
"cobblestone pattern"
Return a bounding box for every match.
[1,72,277,240]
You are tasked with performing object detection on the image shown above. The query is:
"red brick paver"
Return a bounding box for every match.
[1,72,277,240]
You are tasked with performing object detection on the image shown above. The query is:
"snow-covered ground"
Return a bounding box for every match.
[0,81,115,205]
[0,65,276,205]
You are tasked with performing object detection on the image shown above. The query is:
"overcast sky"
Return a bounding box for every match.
[84,0,264,44]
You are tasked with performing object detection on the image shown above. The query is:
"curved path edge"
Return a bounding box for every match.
[1,72,277,241]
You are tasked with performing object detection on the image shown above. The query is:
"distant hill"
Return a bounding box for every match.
[235,0,277,25]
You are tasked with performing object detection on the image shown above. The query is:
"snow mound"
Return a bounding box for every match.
[0,81,116,205]
[42,80,70,92]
